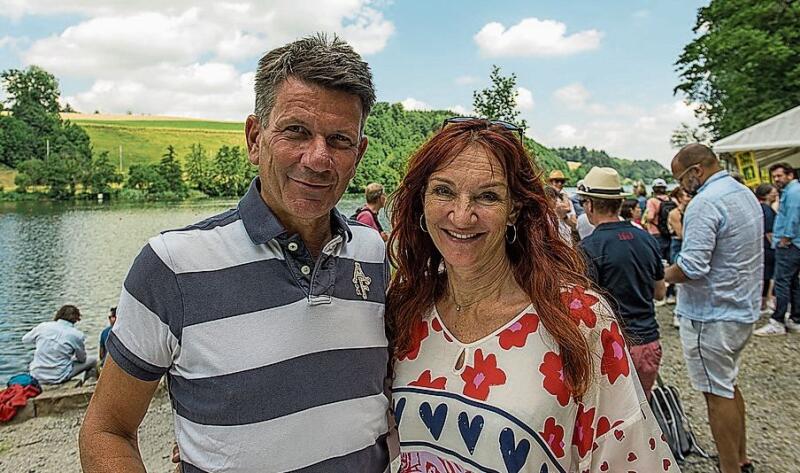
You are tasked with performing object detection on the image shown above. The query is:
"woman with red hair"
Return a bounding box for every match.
[388,118,676,472]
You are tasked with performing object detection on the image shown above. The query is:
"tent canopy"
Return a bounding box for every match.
[713,104,800,168]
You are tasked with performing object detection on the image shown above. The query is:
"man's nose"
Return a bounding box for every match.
[301,135,333,171]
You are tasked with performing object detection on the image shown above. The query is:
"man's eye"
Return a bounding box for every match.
[328,134,354,148]
[479,192,499,202]
[285,125,308,135]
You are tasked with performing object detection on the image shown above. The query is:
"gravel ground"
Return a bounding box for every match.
[1,305,798,472]
[655,305,800,473]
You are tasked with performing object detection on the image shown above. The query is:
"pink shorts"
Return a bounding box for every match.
[629,340,663,400]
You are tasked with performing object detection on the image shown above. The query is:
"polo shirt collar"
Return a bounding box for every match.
[697,170,728,194]
[238,177,352,245]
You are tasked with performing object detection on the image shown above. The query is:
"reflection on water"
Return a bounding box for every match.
[0,195,373,383]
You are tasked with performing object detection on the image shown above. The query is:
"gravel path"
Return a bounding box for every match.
[655,306,800,473]
[1,306,798,472]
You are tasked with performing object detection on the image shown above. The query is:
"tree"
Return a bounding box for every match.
[670,122,712,149]
[185,143,212,194]
[472,65,528,130]
[675,0,800,138]
[83,151,122,194]
[154,145,187,197]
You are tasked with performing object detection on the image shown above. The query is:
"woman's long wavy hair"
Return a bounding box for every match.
[387,119,596,399]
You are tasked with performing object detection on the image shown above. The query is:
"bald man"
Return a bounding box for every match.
[665,144,761,473]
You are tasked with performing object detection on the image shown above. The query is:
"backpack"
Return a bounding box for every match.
[350,206,370,221]
[657,199,678,238]
[649,375,708,463]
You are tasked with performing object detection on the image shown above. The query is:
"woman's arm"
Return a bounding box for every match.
[668,208,683,239]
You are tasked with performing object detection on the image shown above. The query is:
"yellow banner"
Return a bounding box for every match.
[735,151,760,187]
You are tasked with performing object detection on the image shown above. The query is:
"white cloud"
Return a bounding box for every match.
[13,1,395,120]
[0,35,18,48]
[633,9,650,19]
[455,75,478,86]
[448,104,470,115]
[400,97,430,111]
[535,99,701,166]
[516,86,534,111]
[554,124,578,139]
[474,18,602,57]
[553,83,591,109]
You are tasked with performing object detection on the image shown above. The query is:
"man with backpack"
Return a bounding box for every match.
[644,178,672,262]
[353,182,388,241]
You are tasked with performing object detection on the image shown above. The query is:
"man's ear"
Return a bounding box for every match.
[355,136,369,167]
[245,115,262,165]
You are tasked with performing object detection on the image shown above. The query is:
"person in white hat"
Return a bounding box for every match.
[578,167,667,400]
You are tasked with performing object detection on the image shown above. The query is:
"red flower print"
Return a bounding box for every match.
[572,403,596,458]
[540,417,566,458]
[460,349,506,401]
[431,317,453,342]
[498,313,540,350]
[601,322,630,384]
[409,370,447,390]
[401,319,429,361]
[540,351,571,406]
[595,416,624,437]
[561,286,599,328]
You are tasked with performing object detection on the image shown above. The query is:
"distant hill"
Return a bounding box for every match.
[553,146,670,184]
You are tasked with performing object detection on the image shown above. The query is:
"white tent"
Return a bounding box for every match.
[713,104,800,168]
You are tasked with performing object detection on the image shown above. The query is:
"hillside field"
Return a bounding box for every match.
[66,114,246,169]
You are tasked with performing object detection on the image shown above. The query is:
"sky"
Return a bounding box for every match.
[0,0,708,166]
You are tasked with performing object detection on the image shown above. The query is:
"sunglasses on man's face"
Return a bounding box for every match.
[442,116,525,142]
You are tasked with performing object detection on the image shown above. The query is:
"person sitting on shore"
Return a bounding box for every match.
[353,182,389,241]
[21,305,97,384]
[98,307,117,366]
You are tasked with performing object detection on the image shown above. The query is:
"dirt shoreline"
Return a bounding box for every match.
[1,306,798,472]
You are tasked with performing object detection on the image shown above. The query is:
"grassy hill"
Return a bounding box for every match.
[64,113,246,170]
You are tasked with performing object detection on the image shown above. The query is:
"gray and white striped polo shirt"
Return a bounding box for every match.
[107,178,390,473]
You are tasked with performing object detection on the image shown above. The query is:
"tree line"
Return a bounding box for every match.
[2,65,667,201]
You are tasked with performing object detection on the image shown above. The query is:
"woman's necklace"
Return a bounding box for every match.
[452,294,482,313]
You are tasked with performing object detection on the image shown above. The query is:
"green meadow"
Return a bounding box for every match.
[70,117,246,170]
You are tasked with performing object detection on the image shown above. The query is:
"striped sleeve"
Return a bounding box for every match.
[108,235,182,381]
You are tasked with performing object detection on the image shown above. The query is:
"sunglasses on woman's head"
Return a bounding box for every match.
[442,116,525,142]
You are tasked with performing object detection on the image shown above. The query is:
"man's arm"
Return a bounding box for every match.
[665,264,690,284]
[666,200,719,284]
[79,357,160,472]
[653,279,667,300]
[776,190,800,247]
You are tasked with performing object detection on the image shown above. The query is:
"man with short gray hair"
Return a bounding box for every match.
[79,34,391,473]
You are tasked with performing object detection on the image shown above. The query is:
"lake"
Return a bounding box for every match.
[0,194,377,383]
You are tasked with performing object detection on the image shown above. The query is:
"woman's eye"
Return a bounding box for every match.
[479,192,499,202]
[432,186,453,196]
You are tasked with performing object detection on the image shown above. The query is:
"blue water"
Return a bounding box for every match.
[0,195,378,383]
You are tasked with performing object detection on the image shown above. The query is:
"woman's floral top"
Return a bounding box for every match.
[392,287,678,473]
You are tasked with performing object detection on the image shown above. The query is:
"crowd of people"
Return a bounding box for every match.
[10,33,789,473]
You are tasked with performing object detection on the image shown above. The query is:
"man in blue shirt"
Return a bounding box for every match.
[755,163,800,335]
[665,144,760,473]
